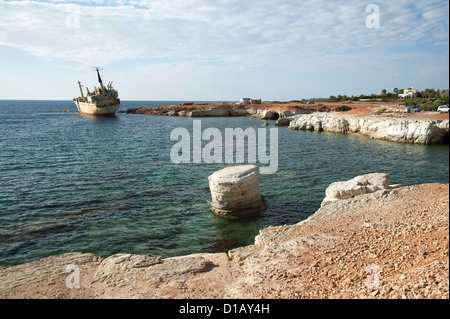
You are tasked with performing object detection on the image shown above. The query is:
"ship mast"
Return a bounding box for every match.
[77,81,85,98]
[94,67,105,92]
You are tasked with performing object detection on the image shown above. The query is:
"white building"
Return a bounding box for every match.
[240,98,251,105]
[399,88,417,99]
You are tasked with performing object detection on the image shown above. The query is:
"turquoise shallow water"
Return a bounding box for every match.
[0,100,448,267]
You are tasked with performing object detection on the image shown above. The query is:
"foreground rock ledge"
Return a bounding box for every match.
[1,183,448,299]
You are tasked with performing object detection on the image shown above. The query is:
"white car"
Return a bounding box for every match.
[437,105,449,113]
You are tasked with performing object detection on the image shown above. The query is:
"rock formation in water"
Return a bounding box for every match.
[208,165,267,217]
[288,113,449,144]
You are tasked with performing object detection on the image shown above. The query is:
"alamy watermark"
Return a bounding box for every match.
[365,264,381,289]
[169,120,278,174]
[65,264,80,289]
[366,4,380,29]
[65,5,80,29]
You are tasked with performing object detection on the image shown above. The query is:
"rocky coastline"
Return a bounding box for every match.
[125,102,449,145]
[1,103,448,299]
[1,176,448,299]
[288,113,449,145]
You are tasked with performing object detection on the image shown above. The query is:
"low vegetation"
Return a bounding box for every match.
[284,88,449,110]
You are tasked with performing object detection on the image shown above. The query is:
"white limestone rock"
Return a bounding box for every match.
[288,113,449,144]
[208,165,267,217]
[321,173,390,207]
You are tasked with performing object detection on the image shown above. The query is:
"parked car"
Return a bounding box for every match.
[437,104,449,113]
[405,105,422,113]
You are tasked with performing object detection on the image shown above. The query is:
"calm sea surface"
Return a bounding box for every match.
[0,100,448,266]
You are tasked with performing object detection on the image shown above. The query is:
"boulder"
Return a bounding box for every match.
[261,110,279,120]
[208,165,267,217]
[321,173,390,207]
[275,117,291,126]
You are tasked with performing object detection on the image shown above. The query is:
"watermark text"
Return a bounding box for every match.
[65,264,80,289]
[170,120,278,174]
[366,4,380,28]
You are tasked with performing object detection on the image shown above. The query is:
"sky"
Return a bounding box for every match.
[0,0,448,101]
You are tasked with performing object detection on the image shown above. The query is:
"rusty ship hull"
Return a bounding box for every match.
[74,100,120,116]
[74,68,120,117]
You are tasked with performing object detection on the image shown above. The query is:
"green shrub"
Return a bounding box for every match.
[420,101,437,111]
[433,99,444,108]
[335,105,352,112]
[405,100,419,106]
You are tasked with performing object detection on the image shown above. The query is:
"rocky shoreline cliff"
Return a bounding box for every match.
[287,113,449,145]
[125,103,449,145]
[1,177,448,299]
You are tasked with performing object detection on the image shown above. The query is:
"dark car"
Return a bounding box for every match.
[405,105,421,113]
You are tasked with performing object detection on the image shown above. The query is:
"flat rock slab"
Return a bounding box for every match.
[92,253,213,286]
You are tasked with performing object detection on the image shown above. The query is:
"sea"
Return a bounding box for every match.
[0,100,448,267]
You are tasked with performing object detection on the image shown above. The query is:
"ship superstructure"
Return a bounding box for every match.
[73,68,120,116]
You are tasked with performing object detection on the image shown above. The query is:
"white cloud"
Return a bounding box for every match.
[0,0,448,99]
[0,0,446,64]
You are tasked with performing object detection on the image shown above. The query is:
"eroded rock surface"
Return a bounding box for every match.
[289,113,449,144]
[208,165,267,217]
[321,173,391,207]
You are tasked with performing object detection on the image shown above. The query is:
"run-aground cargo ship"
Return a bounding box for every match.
[73,68,120,116]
